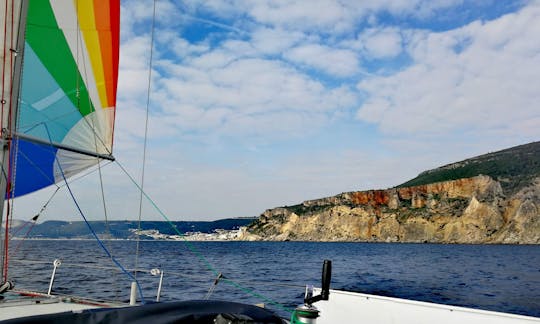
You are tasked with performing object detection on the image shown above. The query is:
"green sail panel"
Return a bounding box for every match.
[24,0,93,121]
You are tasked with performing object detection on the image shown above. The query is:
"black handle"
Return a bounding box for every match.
[304,260,332,305]
[321,260,331,300]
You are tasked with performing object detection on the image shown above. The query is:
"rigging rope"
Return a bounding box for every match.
[9,186,58,240]
[42,126,146,304]
[97,163,112,239]
[115,160,292,313]
[8,212,39,257]
[0,1,14,281]
[204,272,223,300]
[135,0,157,279]
[2,73,17,283]
[56,161,146,303]
[57,161,114,188]
[1,0,9,130]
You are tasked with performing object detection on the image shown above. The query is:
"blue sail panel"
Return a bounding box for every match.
[10,139,57,197]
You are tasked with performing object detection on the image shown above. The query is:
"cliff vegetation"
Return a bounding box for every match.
[240,142,540,243]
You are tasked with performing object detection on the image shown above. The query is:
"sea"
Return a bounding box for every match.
[7,240,540,318]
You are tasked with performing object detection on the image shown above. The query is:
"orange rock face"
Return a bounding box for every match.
[242,175,540,243]
[350,190,390,206]
[346,176,494,207]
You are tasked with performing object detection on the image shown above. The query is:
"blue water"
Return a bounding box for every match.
[8,241,540,318]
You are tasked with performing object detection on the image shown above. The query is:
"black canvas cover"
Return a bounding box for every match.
[2,300,286,324]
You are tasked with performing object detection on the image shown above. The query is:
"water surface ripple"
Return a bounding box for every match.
[9,241,540,318]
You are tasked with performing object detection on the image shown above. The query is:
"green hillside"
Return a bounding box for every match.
[398,141,540,194]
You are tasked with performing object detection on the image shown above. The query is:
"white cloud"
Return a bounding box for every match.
[285,44,359,77]
[250,27,305,55]
[357,3,540,142]
[150,56,358,141]
[357,28,403,59]
[238,0,466,34]
[157,32,210,58]
[247,0,353,33]
[222,40,259,57]
[120,0,178,39]
[188,50,237,69]
[119,35,151,71]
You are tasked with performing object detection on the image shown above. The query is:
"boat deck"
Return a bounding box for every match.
[0,290,124,321]
[315,289,540,324]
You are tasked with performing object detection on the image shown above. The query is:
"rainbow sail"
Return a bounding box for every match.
[11,0,120,197]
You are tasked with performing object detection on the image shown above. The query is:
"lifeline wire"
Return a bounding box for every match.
[115,160,293,314]
[43,127,146,304]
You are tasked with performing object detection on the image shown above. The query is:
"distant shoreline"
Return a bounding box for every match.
[11,237,538,245]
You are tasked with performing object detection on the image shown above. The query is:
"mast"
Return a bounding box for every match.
[0,0,27,281]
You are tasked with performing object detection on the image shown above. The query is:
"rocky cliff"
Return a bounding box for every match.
[239,175,540,243]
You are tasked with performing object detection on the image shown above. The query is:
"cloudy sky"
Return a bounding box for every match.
[15,0,540,222]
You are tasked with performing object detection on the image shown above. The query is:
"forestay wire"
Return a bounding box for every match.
[134,0,157,280]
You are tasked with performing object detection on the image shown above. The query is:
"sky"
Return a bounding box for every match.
[13,0,540,222]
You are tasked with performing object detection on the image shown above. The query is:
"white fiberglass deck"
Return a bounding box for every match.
[0,290,121,321]
[315,289,540,324]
